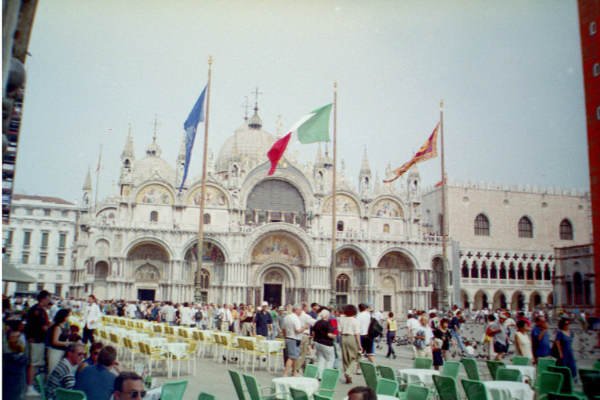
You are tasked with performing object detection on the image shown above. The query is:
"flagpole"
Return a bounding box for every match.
[94,144,102,212]
[440,99,450,310]
[330,81,338,308]
[195,56,213,303]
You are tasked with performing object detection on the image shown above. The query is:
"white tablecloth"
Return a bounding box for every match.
[260,340,283,353]
[161,342,188,358]
[272,377,320,399]
[505,365,536,384]
[482,381,534,400]
[397,368,439,386]
[144,337,168,348]
[144,386,161,400]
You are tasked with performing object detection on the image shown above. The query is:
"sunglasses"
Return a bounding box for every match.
[122,390,146,399]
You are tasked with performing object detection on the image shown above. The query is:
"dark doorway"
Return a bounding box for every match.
[263,284,282,307]
[383,295,392,312]
[138,289,155,301]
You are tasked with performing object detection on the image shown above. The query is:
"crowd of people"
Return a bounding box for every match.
[2,290,593,399]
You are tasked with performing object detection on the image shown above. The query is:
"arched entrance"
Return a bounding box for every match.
[529,291,542,310]
[260,266,291,308]
[94,261,109,300]
[474,290,488,309]
[493,290,507,309]
[378,250,417,312]
[461,290,470,309]
[184,240,226,302]
[511,291,525,310]
[127,241,170,301]
[381,276,396,312]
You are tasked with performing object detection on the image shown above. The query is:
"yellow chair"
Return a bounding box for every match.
[141,342,171,378]
[170,341,197,377]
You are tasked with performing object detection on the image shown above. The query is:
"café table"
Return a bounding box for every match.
[505,364,536,385]
[482,380,534,400]
[271,376,319,399]
[397,368,439,386]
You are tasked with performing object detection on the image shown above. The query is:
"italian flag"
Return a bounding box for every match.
[267,103,332,175]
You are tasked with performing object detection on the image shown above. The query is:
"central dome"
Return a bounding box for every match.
[215,118,276,174]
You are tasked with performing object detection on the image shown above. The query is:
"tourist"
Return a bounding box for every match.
[77,342,104,373]
[112,371,145,400]
[347,386,376,400]
[514,319,533,360]
[254,302,273,337]
[449,310,466,355]
[357,304,375,363]
[406,313,419,358]
[3,320,28,400]
[385,311,397,359]
[531,316,551,362]
[308,302,320,319]
[281,304,308,377]
[297,303,316,372]
[83,294,101,344]
[46,343,86,400]
[414,314,433,359]
[339,304,362,384]
[221,303,233,332]
[24,289,51,397]
[46,308,72,374]
[486,314,508,360]
[433,318,451,369]
[75,346,119,400]
[313,308,336,378]
[555,318,578,380]
[179,302,194,326]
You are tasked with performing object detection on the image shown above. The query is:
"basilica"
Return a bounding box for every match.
[70,109,446,311]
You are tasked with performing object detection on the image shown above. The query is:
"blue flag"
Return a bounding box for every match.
[179,85,207,192]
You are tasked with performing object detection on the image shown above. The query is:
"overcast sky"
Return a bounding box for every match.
[15,0,590,203]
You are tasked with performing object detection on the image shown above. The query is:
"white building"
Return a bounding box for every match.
[554,243,595,311]
[70,109,446,311]
[3,194,79,297]
[422,183,593,311]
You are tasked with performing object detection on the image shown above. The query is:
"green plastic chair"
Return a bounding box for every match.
[358,361,379,391]
[377,364,397,381]
[289,387,309,400]
[376,377,399,396]
[198,393,216,400]
[512,355,531,365]
[461,378,489,400]
[313,394,332,400]
[547,366,580,395]
[461,358,481,381]
[35,374,47,400]
[432,375,460,400]
[548,393,585,400]
[318,368,340,397]
[537,372,564,400]
[242,373,277,400]
[441,361,461,379]
[496,367,522,381]
[228,369,248,400]
[537,357,557,387]
[303,364,318,378]
[593,360,600,370]
[414,357,433,369]
[397,384,430,400]
[55,388,87,400]
[486,360,505,380]
[578,368,600,398]
[161,380,188,400]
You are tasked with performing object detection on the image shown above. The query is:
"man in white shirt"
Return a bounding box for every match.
[406,313,420,359]
[357,304,375,363]
[161,302,176,325]
[220,304,232,332]
[126,302,138,319]
[83,295,101,344]
[179,302,193,326]
[414,314,433,358]
[296,303,316,373]
[281,305,308,377]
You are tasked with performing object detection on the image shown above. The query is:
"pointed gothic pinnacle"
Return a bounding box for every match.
[83,167,92,191]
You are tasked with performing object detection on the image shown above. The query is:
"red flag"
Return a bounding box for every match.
[267,132,292,175]
[383,123,439,183]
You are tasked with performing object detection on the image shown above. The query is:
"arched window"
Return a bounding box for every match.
[526,264,534,280]
[150,211,158,222]
[544,264,551,280]
[337,221,344,231]
[535,265,542,281]
[336,274,350,293]
[470,262,479,278]
[474,214,490,236]
[560,219,573,240]
[461,261,469,278]
[199,269,210,289]
[203,213,211,225]
[508,263,516,280]
[383,224,390,234]
[499,263,506,279]
[481,262,488,279]
[574,272,583,305]
[517,264,524,280]
[518,216,533,238]
[490,262,497,279]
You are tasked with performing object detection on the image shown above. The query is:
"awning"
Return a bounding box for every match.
[2,262,36,283]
